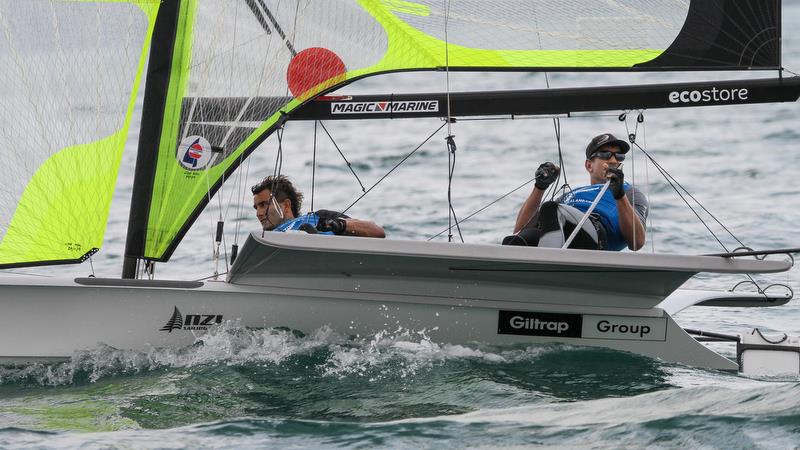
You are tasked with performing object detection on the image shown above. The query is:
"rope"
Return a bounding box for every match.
[446,135,464,242]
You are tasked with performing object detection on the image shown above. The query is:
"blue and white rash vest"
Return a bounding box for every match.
[560,183,648,251]
[272,209,347,235]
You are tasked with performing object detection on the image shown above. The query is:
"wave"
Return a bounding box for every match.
[3,383,799,449]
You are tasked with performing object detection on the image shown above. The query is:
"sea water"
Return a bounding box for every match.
[2,4,800,449]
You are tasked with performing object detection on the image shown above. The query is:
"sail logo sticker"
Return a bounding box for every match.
[177,135,213,170]
[668,87,749,104]
[497,310,582,338]
[160,306,223,332]
[331,101,438,114]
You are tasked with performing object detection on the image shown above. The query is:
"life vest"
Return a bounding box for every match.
[273,212,335,235]
[561,182,631,251]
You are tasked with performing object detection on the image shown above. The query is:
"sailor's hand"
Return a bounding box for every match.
[534,162,560,190]
[606,167,625,199]
[317,218,347,235]
[298,223,319,234]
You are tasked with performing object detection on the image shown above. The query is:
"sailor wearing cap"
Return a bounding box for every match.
[504,133,648,251]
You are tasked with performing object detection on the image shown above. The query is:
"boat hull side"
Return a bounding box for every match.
[0,278,735,370]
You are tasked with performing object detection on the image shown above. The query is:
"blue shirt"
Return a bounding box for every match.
[560,183,634,251]
[272,210,347,235]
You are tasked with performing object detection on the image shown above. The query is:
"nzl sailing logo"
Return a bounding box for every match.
[176,135,213,170]
[331,100,439,114]
[160,306,223,332]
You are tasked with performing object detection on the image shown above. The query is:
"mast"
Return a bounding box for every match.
[122,0,183,279]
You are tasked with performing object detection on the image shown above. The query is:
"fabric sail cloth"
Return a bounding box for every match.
[0,0,782,268]
[0,0,160,268]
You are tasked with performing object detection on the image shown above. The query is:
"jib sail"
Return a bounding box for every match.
[0,1,160,268]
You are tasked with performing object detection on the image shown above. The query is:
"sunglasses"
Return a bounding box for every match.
[591,150,626,162]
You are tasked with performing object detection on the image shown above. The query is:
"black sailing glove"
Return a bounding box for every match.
[606,167,626,200]
[298,223,318,234]
[534,162,560,190]
[317,218,347,235]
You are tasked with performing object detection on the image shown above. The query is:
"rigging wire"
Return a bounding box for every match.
[641,119,656,252]
[502,72,571,235]
[194,271,229,282]
[633,142,747,251]
[259,124,287,239]
[342,122,447,215]
[311,120,318,212]
[549,113,569,199]
[318,121,366,192]
[424,104,568,241]
[446,135,464,242]
[231,157,251,264]
[621,111,644,252]
[442,0,462,242]
[427,177,536,241]
[632,139,768,293]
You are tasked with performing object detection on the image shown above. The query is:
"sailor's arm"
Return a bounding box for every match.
[607,167,646,251]
[514,162,560,233]
[514,188,545,233]
[616,195,646,251]
[341,219,386,238]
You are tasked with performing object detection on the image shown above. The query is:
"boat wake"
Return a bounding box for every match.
[1,322,797,439]
[0,322,664,390]
[0,323,543,387]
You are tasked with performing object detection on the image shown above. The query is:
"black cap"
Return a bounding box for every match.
[585,133,630,159]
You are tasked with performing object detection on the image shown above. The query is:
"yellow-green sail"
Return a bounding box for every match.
[0,0,160,267]
[136,0,687,260]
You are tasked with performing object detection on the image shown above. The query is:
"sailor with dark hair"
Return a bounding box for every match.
[251,175,386,238]
[504,133,648,251]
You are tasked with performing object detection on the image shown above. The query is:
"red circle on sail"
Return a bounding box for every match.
[287,47,346,98]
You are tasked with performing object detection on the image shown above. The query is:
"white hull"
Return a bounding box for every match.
[0,276,748,370]
[1,234,791,370]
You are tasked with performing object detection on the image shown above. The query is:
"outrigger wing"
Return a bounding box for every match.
[229,232,792,309]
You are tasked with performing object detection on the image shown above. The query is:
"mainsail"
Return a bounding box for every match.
[124,0,785,269]
[0,1,160,268]
[0,1,785,270]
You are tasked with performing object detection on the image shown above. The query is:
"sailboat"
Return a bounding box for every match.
[1,0,799,373]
